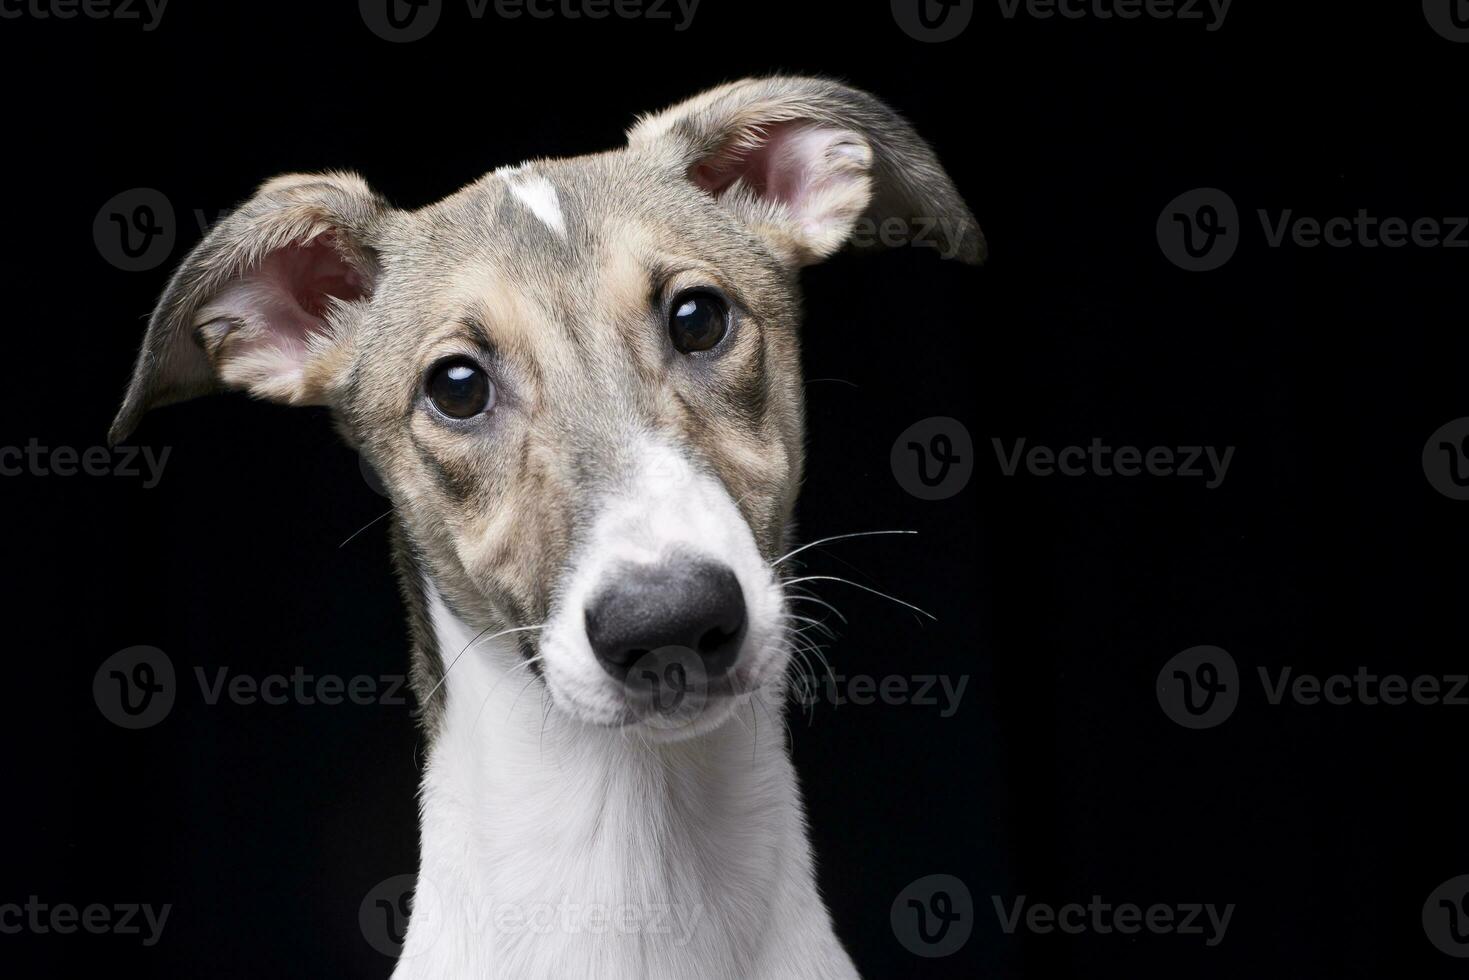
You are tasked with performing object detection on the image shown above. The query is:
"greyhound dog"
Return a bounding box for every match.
[111,76,981,978]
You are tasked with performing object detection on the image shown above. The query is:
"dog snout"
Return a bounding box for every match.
[584,556,747,684]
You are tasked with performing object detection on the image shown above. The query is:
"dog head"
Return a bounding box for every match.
[111,77,981,739]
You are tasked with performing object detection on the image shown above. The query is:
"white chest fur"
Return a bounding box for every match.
[391,594,858,980]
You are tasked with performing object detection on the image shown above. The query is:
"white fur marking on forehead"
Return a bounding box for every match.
[499,168,567,238]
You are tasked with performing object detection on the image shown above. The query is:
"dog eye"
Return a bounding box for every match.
[668,290,728,354]
[426,359,494,420]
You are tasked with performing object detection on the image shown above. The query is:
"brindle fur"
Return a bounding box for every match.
[111,76,982,739]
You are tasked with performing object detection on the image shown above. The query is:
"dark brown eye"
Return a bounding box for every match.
[668,290,728,354]
[426,359,494,420]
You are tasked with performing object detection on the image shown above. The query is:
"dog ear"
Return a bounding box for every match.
[627,76,984,267]
[109,172,392,445]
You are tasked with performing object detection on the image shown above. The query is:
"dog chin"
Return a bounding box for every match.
[544,685,747,741]
[625,691,751,743]
[544,645,786,744]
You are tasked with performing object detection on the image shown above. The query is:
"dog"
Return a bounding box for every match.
[110,76,981,979]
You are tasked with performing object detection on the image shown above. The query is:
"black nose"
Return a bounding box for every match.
[584,557,747,683]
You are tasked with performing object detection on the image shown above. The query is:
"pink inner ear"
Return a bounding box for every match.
[276,235,368,320]
[692,121,809,202]
[689,121,871,246]
[210,235,367,358]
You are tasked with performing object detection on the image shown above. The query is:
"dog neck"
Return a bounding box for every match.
[392,587,856,979]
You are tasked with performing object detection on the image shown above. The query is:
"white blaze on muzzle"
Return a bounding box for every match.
[536,439,787,730]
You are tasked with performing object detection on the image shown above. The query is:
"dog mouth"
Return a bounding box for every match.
[511,437,796,738]
[606,642,752,731]
[532,594,790,739]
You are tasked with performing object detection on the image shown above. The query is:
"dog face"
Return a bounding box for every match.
[111,77,981,739]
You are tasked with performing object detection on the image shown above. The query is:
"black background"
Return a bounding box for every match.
[3,1,1468,977]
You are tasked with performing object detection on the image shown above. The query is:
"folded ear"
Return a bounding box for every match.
[627,76,984,267]
[109,172,392,445]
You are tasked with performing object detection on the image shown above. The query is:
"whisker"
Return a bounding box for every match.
[506,670,539,717]
[771,530,917,568]
[782,575,936,621]
[747,697,759,765]
[783,613,837,639]
[338,509,393,548]
[784,592,849,624]
[786,633,835,697]
[753,688,793,746]
[539,688,555,768]
[487,653,545,700]
[425,623,546,704]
